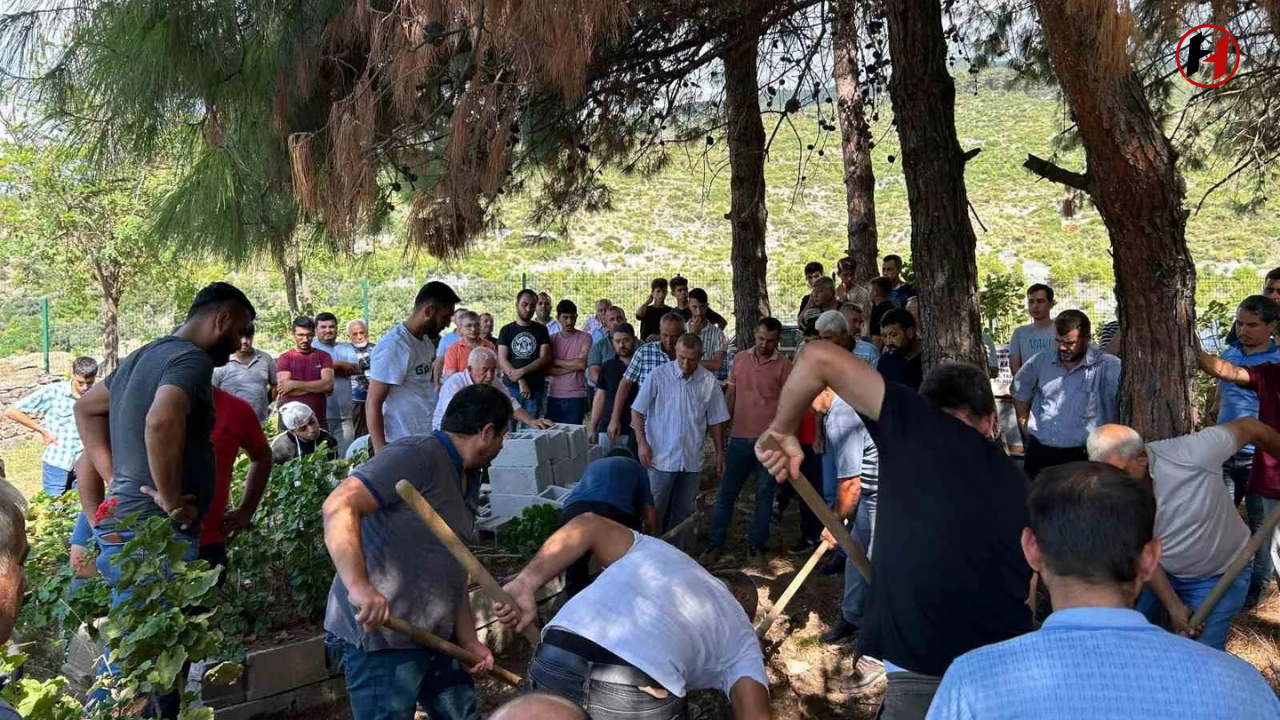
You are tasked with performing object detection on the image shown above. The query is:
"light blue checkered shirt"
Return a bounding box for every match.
[925,607,1280,720]
[853,338,880,368]
[14,381,83,471]
[623,341,674,388]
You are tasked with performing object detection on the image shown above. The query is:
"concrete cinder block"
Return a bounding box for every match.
[587,444,605,463]
[215,676,346,720]
[62,623,105,693]
[489,463,553,495]
[538,485,570,507]
[491,432,552,467]
[244,634,330,702]
[557,423,589,457]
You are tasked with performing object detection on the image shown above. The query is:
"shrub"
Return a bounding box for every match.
[497,504,561,559]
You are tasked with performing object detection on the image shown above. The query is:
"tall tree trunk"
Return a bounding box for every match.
[1031,0,1196,440]
[272,234,304,318]
[102,285,121,373]
[722,21,771,348]
[882,0,986,370]
[834,0,878,285]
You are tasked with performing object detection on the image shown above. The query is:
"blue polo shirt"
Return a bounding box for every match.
[563,457,653,517]
[1217,339,1280,455]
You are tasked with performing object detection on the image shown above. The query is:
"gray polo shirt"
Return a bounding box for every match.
[324,432,477,650]
[212,349,277,422]
[1012,346,1122,448]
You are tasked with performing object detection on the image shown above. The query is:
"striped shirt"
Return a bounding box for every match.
[1012,346,1121,448]
[826,396,879,496]
[926,607,1280,720]
[14,381,83,471]
[853,338,881,368]
[631,361,730,473]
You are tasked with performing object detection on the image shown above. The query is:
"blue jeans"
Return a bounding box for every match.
[648,469,700,551]
[842,493,877,626]
[526,652,685,720]
[1136,566,1251,650]
[42,462,72,496]
[1223,451,1271,601]
[709,438,776,549]
[327,635,478,720]
[90,525,198,717]
[546,397,587,424]
[504,380,545,430]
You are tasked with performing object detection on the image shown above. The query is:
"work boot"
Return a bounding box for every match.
[840,656,887,694]
[699,546,724,565]
[820,618,857,644]
[788,538,819,555]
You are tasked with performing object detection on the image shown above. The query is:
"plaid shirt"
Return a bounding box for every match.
[14,381,82,471]
[623,341,675,387]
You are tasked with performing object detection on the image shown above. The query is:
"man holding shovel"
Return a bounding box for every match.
[755,344,1032,720]
[322,383,512,720]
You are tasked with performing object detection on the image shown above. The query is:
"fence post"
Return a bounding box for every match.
[40,297,50,374]
[361,278,370,327]
[522,273,527,291]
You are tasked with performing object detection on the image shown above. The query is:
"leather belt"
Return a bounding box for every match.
[534,642,663,689]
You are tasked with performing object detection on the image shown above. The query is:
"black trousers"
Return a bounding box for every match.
[1023,435,1087,480]
[560,501,640,598]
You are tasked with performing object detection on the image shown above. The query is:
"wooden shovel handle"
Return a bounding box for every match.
[1189,499,1280,629]
[395,480,543,647]
[758,433,871,581]
[756,541,831,639]
[382,615,524,687]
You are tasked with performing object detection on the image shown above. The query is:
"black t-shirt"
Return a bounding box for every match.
[638,304,673,341]
[675,307,727,328]
[877,351,924,391]
[596,358,639,435]
[104,335,215,537]
[859,383,1033,677]
[498,321,552,388]
[868,300,897,337]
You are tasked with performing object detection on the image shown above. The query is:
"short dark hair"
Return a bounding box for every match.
[1027,283,1055,302]
[713,570,759,621]
[1238,295,1280,325]
[1055,309,1091,338]
[651,277,669,291]
[804,261,824,275]
[920,362,996,419]
[517,288,538,304]
[801,317,819,338]
[669,275,688,290]
[757,317,783,335]
[315,312,338,324]
[659,311,685,327]
[293,316,316,331]
[880,308,916,331]
[241,323,256,339]
[870,277,893,295]
[1266,266,1280,283]
[72,356,99,378]
[186,282,256,322]
[612,322,636,337]
[556,299,578,316]
[415,281,460,309]
[605,447,635,460]
[689,288,708,304]
[1029,461,1155,585]
[837,257,856,274]
[883,254,903,267]
[439,384,514,435]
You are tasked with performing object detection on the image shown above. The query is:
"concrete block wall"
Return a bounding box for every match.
[484,424,605,523]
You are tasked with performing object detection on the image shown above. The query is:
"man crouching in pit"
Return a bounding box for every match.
[495,512,772,720]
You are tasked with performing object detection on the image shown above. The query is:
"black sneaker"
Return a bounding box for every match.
[819,618,857,644]
[840,656,886,694]
[817,555,846,576]
[788,538,819,555]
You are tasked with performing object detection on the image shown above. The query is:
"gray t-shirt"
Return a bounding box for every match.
[324,433,476,650]
[212,349,277,421]
[104,336,215,537]
[1009,323,1057,365]
[313,340,358,420]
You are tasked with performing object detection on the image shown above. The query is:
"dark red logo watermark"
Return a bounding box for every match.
[1176,24,1240,88]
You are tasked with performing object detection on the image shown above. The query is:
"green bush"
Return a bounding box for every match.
[17,492,110,650]
[497,504,562,559]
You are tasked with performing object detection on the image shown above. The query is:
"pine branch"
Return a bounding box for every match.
[1023,153,1089,191]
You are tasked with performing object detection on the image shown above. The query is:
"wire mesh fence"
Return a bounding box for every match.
[0,269,1264,377]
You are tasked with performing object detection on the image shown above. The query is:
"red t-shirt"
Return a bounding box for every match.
[1247,363,1280,499]
[203,388,270,546]
[799,411,818,446]
[277,348,333,422]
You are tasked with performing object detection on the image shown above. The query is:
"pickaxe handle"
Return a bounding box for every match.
[395,480,543,647]
[382,615,524,687]
[758,433,871,581]
[1188,498,1280,629]
[756,541,831,638]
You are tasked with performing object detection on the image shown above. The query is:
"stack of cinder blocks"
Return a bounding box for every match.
[481,424,606,529]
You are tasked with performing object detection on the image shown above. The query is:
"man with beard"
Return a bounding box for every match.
[587,305,626,388]
[277,316,335,427]
[1013,310,1121,480]
[74,282,256,718]
[314,312,362,455]
[347,319,375,440]
[498,289,554,427]
[876,309,924,392]
[536,292,562,335]
[590,323,640,455]
[367,282,461,451]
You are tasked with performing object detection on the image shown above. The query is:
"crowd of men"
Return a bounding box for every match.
[0,260,1277,719]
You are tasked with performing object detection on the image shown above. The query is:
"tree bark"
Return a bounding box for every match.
[882,0,986,370]
[102,285,121,373]
[722,20,771,348]
[1032,0,1196,440]
[272,233,305,318]
[833,0,878,285]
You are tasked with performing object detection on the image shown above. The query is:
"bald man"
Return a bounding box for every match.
[490,692,586,720]
[1088,419,1280,650]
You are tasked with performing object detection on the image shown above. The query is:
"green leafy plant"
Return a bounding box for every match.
[979,269,1027,344]
[497,504,562,559]
[0,649,82,720]
[17,492,110,654]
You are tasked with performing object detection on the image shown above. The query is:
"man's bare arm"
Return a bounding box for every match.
[611,377,635,427]
[497,345,520,379]
[769,341,885,435]
[1198,348,1253,388]
[729,678,772,720]
[1225,417,1280,463]
[323,478,389,631]
[506,513,635,598]
[522,343,553,374]
[74,383,113,482]
[145,385,193,514]
[76,455,106,529]
[366,380,391,451]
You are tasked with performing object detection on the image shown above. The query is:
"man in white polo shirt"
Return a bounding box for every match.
[496,513,771,720]
[432,347,552,432]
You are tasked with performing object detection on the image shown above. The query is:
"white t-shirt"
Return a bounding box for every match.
[369,323,437,443]
[547,532,768,698]
[1147,426,1248,578]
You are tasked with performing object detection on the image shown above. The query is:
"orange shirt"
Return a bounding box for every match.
[443,338,497,375]
[727,348,793,439]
